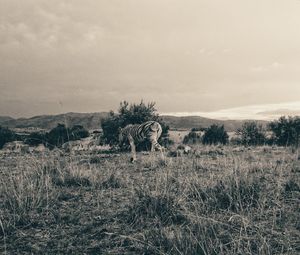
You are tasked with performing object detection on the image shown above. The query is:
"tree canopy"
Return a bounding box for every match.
[202,124,228,145]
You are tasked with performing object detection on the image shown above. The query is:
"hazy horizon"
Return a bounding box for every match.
[1,100,300,121]
[1,0,300,119]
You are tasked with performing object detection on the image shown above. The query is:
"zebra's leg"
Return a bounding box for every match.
[150,140,165,160]
[128,136,137,162]
[156,143,165,160]
[158,144,163,152]
[151,142,155,152]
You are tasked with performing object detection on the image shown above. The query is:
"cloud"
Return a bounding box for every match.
[250,62,284,73]
[0,1,109,55]
[1,1,300,117]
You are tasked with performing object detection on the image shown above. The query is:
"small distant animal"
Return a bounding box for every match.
[119,121,163,162]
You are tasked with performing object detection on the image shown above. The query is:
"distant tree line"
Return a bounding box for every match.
[183,116,300,147]
[1,113,300,150]
[183,125,229,145]
[0,124,89,149]
[235,117,300,147]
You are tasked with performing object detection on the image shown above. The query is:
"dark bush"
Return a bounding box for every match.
[43,124,89,149]
[45,124,70,149]
[24,132,47,146]
[236,121,266,146]
[183,131,202,144]
[70,125,89,140]
[202,124,228,145]
[100,110,122,146]
[0,126,17,149]
[269,116,300,147]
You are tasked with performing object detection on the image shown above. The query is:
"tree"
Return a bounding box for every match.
[0,126,17,149]
[269,116,300,147]
[236,121,266,146]
[118,101,159,126]
[101,100,171,149]
[44,123,90,149]
[202,124,228,145]
[183,131,202,144]
[101,111,123,146]
[46,123,70,149]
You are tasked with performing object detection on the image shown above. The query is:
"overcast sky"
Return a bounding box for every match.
[1,0,300,119]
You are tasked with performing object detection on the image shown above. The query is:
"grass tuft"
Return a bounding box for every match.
[126,189,187,227]
[101,174,123,189]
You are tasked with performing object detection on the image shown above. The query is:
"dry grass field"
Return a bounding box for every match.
[0,145,299,254]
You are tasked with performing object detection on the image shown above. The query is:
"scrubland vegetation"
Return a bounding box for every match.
[0,102,299,254]
[0,124,89,150]
[0,145,299,254]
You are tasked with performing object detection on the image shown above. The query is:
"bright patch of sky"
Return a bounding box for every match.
[163,101,300,120]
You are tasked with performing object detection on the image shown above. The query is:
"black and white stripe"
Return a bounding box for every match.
[119,121,163,162]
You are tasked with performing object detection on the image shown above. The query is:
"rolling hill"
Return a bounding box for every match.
[0,112,109,130]
[161,115,254,131]
[0,112,268,131]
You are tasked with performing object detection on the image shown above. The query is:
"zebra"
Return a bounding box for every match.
[118,121,163,162]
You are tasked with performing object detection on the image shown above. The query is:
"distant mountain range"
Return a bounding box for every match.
[0,112,109,130]
[0,112,268,132]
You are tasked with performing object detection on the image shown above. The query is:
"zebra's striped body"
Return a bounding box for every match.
[119,121,163,162]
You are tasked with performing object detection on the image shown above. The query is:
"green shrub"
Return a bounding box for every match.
[46,124,70,149]
[183,131,202,144]
[0,126,17,149]
[69,125,89,140]
[269,116,300,147]
[45,124,89,149]
[236,121,266,146]
[202,124,228,145]
[24,132,47,146]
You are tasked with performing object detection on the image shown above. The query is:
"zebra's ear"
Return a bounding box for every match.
[118,127,122,133]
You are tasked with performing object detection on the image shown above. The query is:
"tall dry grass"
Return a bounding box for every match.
[0,146,299,254]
